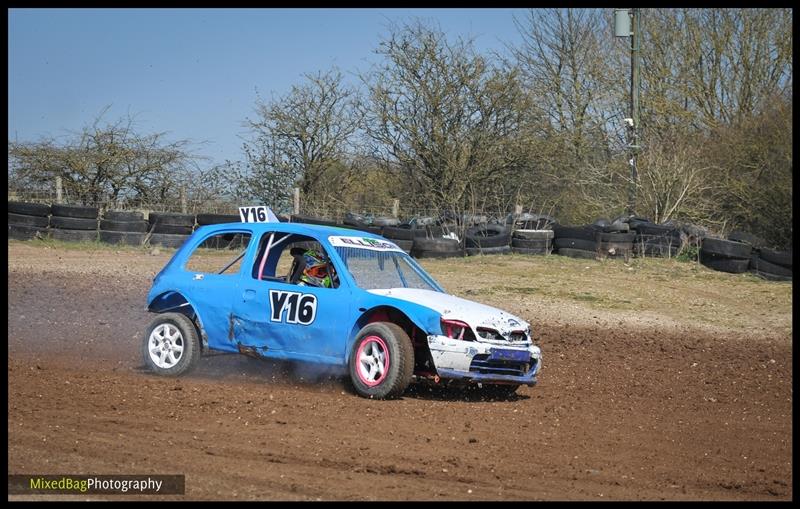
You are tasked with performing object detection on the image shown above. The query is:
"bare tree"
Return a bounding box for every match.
[243,68,364,209]
[8,108,196,207]
[362,20,528,223]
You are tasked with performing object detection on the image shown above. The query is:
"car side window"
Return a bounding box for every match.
[252,233,339,289]
[185,232,252,275]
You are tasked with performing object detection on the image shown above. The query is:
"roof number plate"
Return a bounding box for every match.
[239,206,270,223]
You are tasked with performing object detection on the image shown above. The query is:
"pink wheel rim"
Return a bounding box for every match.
[356,335,390,387]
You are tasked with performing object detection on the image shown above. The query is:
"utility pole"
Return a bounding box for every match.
[629,8,640,216]
[615,8,641,216]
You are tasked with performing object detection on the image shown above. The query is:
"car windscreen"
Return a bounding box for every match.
[334,246,441,291]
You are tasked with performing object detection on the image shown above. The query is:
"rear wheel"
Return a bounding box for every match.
[142,313,201,376]
[349,322,414,399]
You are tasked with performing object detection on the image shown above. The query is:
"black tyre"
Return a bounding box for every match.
[552,224,601,241]
[512,246,550,255]
[728,231,766,249]
[413,237,461,253]
[701,237,752,259]
[749,254,792,277]
[290,214,337,227]
[465,224,511,248]
[8,201,51,217]
[632,222,679,237]
[556,248,597,260]
[349,322,414,399]
[150,223,193,235]
[8,224,49,240]
[373,216,400,227]
[99,230,146,246]
[466,245,511,256]
[393,239,414,252]
[100,219,148,232]
[598,241,634,254]
[635,241,679,258]
[511,237,551,249]
[196,213,240,225]
[149,233,190,249]
[8,213,48,227]
[51,204,98,219]
[366,226,384,236]
[411,249,465,259]
[758,248,792,269]
[700,256,750,274]
[382,226,415,241]
[597,231,636,243]
[142,312,202,377]
[604,220,630,233]
[512,229,554,241]
[148,212,195,227]
[50,216,97,230]
[50,228,98,243]
[750,270,792,282]
[554,238,597,251]
[104,210,145,222]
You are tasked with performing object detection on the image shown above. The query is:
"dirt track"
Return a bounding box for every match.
[7,244,793,500]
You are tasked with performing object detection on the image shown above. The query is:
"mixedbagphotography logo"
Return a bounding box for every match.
[8,475,185,495]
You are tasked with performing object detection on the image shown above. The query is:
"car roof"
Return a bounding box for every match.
[195,221,384,240]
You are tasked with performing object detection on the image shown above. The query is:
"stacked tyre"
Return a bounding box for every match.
[630,221,682,258]
[148,212,195,249]
[511,229,553,255]
[552,224,601,260]
[50,204,99,243]
[749,248,792,281]
[381,225,415,254]
[99,210,148,246]
[699,237,751,274]
[465,224,511,256]
[8,201,51,240]
[291,214,338,227]
[195,213,244,249]
[597,231,636,261]
[411,237,464,259]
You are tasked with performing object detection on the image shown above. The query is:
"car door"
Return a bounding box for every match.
[231,231,350,364]
[183,229,253,353]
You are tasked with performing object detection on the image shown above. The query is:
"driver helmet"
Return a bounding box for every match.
[298,249,331,288]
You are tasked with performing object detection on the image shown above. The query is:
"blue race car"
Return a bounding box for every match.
[143,219,542,399]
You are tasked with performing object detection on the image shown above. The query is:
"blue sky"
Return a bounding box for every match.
[8,8,527,166]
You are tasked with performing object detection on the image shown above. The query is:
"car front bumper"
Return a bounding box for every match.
[426,335,541,386]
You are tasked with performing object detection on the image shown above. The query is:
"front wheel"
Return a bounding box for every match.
[142,312,201,376]
[349,322,414,399]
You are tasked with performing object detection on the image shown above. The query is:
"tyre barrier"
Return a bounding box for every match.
[97,210,149,246]
[149,232,191,249]
[466,245,511,256]
[465,224,511,249]
[556,247,597,260]
[196,213,240,226]
[554,237,597,251]
[757,248,792,269]
[148,212,195,228]
[728,230,767,249]
[104,210,145,222]
[8,223,50,241]
[50,204,99,243]
[381,226,415,241]
[8,201,51,217]
[411,237,464,259]
[699,252,750,274]
[701,237,752,260]
[552,224,602,242]
[290,214,338,227]
[511,230,553,255]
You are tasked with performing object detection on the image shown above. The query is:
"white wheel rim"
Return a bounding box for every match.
[356,336,389,386]
[148,323,185,369]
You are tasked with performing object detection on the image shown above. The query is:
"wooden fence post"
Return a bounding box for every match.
[55,176,63,204]
[180,186,187,214]
[392,199,400,218]
[293,188,300,215]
